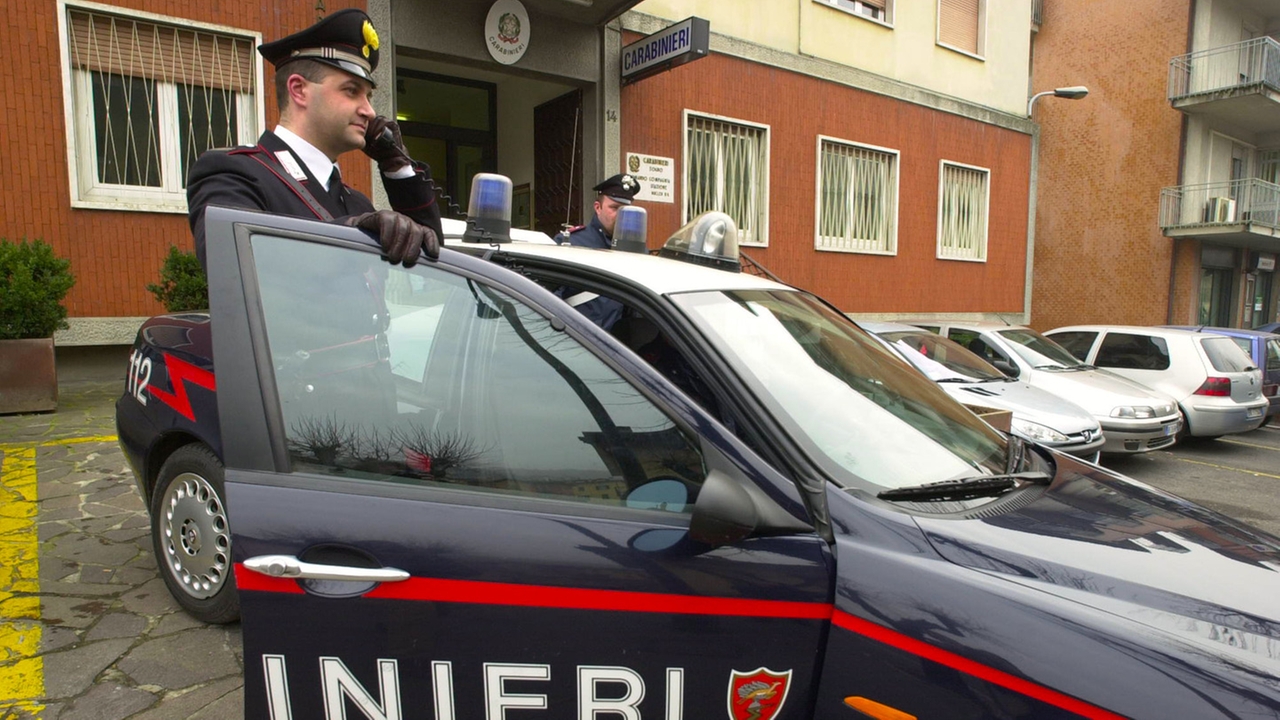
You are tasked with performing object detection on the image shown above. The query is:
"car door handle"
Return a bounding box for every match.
[243,555,410,583]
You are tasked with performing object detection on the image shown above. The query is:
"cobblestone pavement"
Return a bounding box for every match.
[0,382,243,720]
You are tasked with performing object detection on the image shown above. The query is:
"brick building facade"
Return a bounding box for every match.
[7,0,1041,345]
[1031,0,1280,332]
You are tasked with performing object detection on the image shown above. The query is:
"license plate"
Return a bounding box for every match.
[1163,422,1179,436]
[1247,407,1263,419]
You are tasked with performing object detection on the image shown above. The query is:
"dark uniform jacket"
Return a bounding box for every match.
[555,214,624,329]
[559,213,612,250]
[186,129,444,268]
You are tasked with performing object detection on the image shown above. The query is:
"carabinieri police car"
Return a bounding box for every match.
[115,175,1280,719]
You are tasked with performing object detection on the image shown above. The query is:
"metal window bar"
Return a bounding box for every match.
[939,164,987,260]
[1168,36,1280,100]
[68,9,254,190]
[686,116,766,244]
[1159,178,1280,230]
[818,141,894,252]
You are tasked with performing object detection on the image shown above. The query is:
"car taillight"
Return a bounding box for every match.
[1194,377,1231,396]
[1264,384,1278,398]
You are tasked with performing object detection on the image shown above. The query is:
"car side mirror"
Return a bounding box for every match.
[688,469,759,547]
[992,359,1020,378]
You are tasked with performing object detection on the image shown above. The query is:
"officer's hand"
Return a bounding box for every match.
[362,117,411,174]
[346,210,440,267]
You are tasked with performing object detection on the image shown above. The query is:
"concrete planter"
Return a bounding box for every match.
[0,337,58,414]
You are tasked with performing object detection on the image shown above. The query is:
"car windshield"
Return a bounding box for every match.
[671,290,1007,490]
[881,331,1007,382]
[996,328,1084,369]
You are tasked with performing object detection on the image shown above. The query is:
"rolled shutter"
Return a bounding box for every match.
[68,9,253,93]
[939,0,980,55]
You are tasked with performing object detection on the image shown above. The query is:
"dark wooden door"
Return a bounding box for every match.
[534,89,583,237]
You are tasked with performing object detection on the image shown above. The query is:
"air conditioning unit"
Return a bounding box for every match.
[1205,196,1237,223]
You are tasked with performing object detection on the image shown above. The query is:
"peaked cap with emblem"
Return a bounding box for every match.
[593,173,641,205]
[258,8,382,86]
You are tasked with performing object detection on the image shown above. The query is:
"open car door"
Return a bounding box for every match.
[202,207,835,720]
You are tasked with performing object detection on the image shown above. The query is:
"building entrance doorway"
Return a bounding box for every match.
[393,55,582,231]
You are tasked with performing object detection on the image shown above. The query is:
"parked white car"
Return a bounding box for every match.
[860,321,1105,460]
[905,321,1182,453]
[1045,325,1267,439]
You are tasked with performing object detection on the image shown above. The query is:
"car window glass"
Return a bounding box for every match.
[1201,336,1253,373]
[946,330,1011,366]
[250,235,706,513]
[1229,337,1252,359]
[673,290,1006,491]
[882,331,1005,381]
[1048,331,1097,361]
[996,329,1083,369]
[1267,339,1280,372]
[1095,333,1170,371]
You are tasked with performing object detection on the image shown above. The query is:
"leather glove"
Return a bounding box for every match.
[362,117,412,174]
[346,210,440,267]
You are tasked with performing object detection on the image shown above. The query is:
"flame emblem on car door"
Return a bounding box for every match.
[728,667,791,720]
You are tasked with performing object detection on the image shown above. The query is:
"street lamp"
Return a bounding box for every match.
[1027,86,1089,116]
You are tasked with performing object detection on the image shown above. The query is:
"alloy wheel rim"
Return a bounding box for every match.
[160,472,230,600]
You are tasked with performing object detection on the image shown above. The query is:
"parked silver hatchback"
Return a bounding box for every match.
[1046,325,1267,439]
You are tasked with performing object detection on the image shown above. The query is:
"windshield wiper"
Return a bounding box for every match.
[876,471,1051,502]
[936,377,978,383]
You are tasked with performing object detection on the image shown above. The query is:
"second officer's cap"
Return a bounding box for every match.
[592,174,642,205]
[258,9,381,86]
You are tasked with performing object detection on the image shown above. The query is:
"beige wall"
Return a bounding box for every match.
[633,0,1032,116]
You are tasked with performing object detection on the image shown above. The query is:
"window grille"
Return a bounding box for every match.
[937,162,989,261]
[685,112,770,246]
[62,4,259,211]
[817,139,897,254]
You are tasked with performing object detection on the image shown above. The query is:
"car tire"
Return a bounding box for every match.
[150,444,239,624]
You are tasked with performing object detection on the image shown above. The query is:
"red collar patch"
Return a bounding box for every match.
[728,667,792,720]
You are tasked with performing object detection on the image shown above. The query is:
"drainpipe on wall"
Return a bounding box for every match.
[1023,125,1039,326]
[1167,0,1197,325]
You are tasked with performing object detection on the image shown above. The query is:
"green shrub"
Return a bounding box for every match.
[147,246,208,312]
[0,238,76,340]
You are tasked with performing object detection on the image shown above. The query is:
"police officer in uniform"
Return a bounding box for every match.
[556,173,642,248]
[554,174,641,330]
[186,8,443,270]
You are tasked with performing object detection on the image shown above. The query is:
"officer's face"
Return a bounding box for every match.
[301,70,376,159]
[594,196,626,235]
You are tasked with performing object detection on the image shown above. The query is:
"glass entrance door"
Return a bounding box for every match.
[395,70,497,216]
[1200,267,1235,326]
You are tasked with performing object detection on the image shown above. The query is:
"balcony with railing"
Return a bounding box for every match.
[1160,178,1280,246]
[1168,37,1280,134]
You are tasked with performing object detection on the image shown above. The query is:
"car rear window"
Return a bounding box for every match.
[1201,336,1253,373]
[1267,339,1280,372]
[1095,332,1170,370]
[1229,337,1252,359]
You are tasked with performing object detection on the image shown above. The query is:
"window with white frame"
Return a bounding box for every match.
[937,0,985,58]
[814,0,894,25]
[684,111,770,246]
[60,2,260,212]
[937,161,989,261]
[816,138,898,254]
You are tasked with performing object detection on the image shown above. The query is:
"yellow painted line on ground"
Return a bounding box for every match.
[0,434,117,453]
[1173,455,1280,481]
[1220,437,1280,452]
[0,445,45,717]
